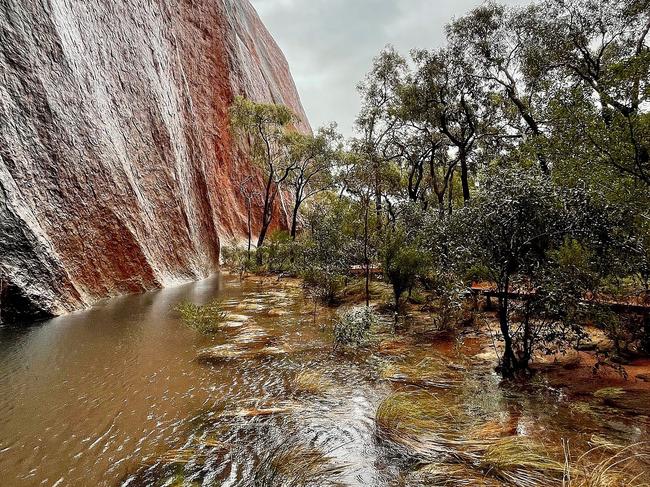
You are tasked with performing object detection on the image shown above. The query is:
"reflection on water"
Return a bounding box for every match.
[0,273,648,486]
[0,275,231,486]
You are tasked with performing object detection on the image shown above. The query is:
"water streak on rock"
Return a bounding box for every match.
[0,0,310,320]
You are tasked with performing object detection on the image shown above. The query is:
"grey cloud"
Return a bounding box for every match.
[251,0,533,136]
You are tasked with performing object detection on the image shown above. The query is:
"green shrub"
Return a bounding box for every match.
[259,231,296,273]
[333,306,377,347]
[382,229,428,310]
[221,244,252,275]
[175,299,228,334]
[302,268,345,305]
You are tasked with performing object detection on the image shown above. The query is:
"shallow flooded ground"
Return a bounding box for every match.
[0,273,648,486]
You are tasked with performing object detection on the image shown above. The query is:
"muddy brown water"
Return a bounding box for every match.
[0,273,648,486]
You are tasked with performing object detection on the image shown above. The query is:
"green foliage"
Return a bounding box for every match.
[297,195,363,304]
[382,227,428,309]
[258,231,296,273]
[225,0,650,373]
[333,306,377,348]
[175,300,228,334]
[301,268,345,305]
[229,96,295,162]
[444,166,595,373]
[221,243,255,276]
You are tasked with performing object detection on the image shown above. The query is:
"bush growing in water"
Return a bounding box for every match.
[221,243,253,277]
[382,228,428,311]
[175,299,228,334]
[302,268,345,305]
[334,306,377,347]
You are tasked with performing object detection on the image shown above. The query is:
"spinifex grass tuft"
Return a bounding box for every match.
[480,436,565,485]
[564,440,650,487]
[376,391,575,486]
[593,387,625,400]
[250,443,348,487]
[294,369,334,395]
[380,356,461,389]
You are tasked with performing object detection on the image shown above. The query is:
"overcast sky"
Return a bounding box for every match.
[250,0,532,136]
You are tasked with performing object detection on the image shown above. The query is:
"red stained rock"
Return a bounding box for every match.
[0,0,310,320]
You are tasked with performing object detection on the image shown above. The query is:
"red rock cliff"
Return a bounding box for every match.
[0,0,310,320]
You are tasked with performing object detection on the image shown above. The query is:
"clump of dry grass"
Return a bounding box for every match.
[407,463,503,486]
[294,369,334,395]
[380,357,461,389]
[375,390,489,463]
[593,387,625,400]
[250,443,347,486]
[377,391,564,487]
[376,390,457,432]
[480,436,565,486]
[563,439,650,487]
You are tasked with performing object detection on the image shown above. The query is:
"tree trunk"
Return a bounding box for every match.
[448,172,454,215]
[498,275,517,377]
[364,201,370,307]
[459,148,471,203]
[256,174,276,253]
[257,219,270,249]
[247,205,252,261]
[290,198,300,239]
[437,192,445,219]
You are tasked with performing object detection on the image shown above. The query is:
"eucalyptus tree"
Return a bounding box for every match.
[285,124,342,239]
[450,166,585,376]
[229,96,296,251]
[356,46,408,225]
[341,147,381,306]
[395,67,456,216]
[410,48,498,203]
[537,0,650,184]
[448,2,552,174]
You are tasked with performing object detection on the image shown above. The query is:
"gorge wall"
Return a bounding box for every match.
[0,0,310,321]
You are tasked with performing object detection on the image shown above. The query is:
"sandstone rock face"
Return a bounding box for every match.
[0,0,309,321]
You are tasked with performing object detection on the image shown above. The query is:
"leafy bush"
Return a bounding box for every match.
[432,281,467,332]
[333,306,377,347]
[302,268,345,305]
[382,228,428,311]
[221,243,253,276]
[259,231,296,273]
[175,299,228,334]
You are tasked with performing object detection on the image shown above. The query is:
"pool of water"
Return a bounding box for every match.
[0,273,648,486]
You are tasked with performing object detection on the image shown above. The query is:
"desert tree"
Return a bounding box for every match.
[449,166,586,376]
[229,96,297,253]
[410,48,498,203]
[356,46,408,226]
[285,124,342,239]
[448,2,552,173]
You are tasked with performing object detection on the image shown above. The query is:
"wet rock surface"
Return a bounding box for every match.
[0,0,309,320]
